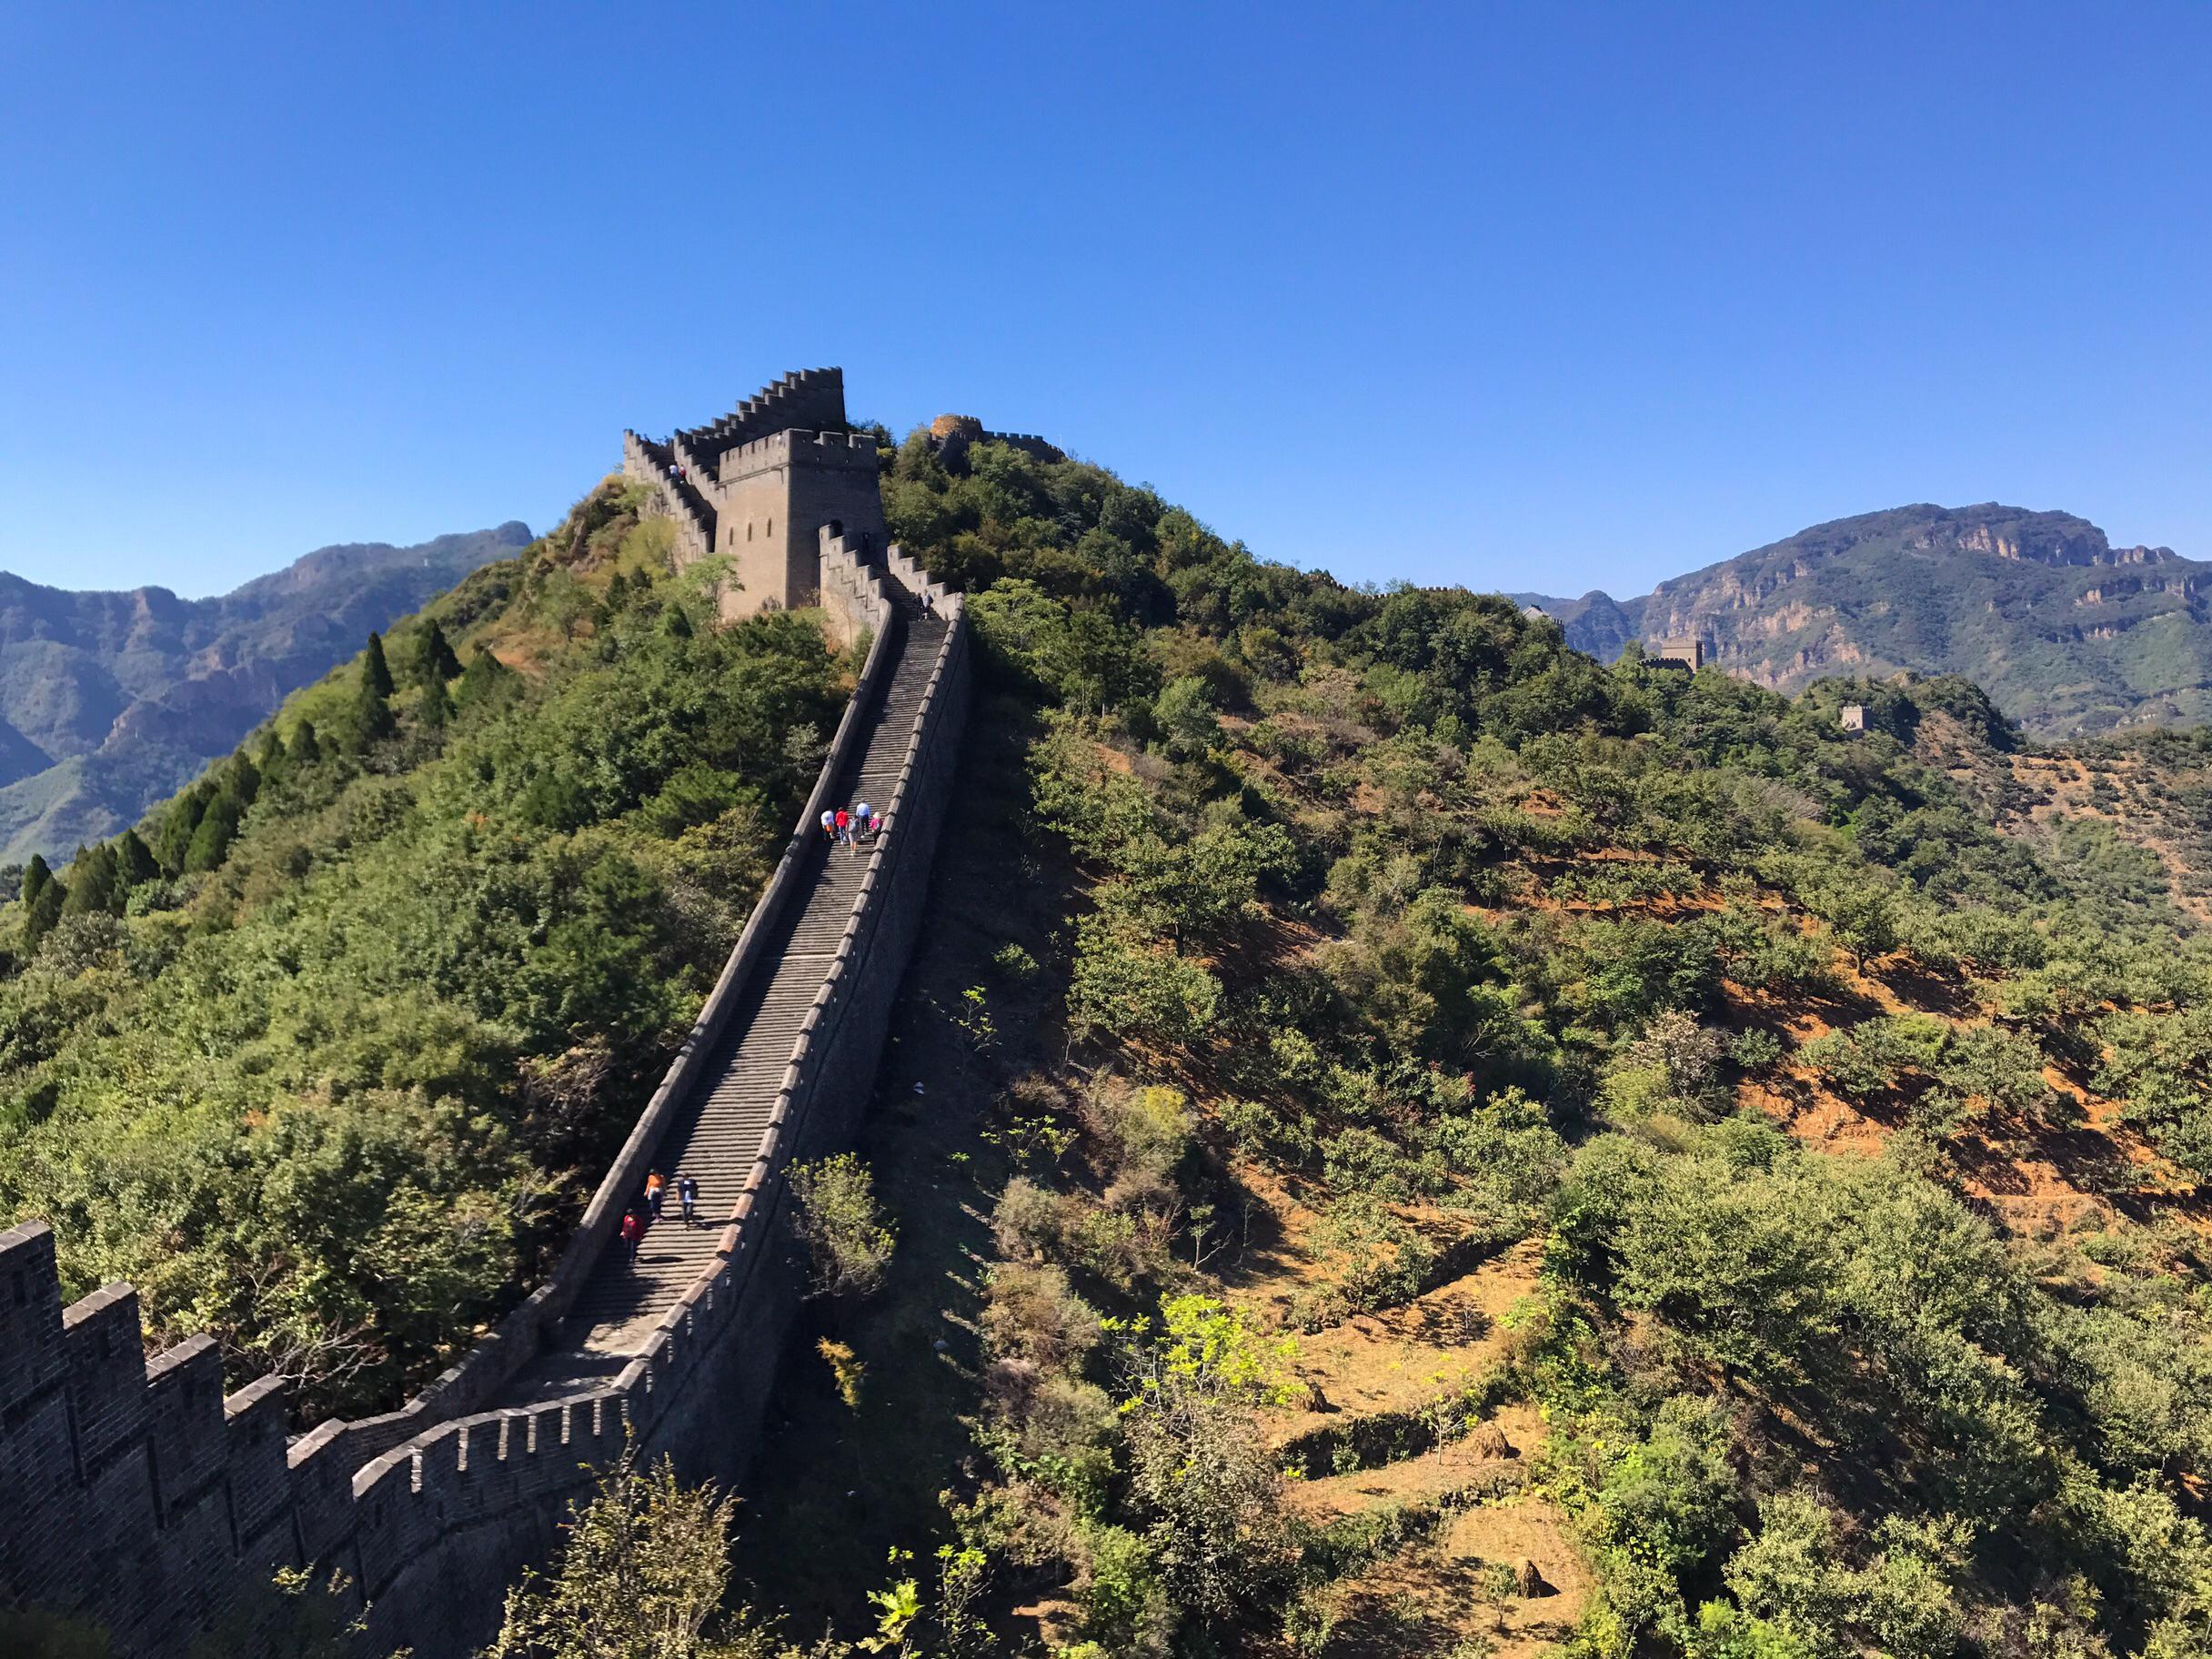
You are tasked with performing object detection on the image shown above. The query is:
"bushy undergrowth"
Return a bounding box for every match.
[13,434,2212,1657]
[0,483,842,1418]
[877,433,2212,1657]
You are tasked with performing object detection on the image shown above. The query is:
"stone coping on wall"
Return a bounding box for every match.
[295,554,908,1470]
[336,586,969,1575]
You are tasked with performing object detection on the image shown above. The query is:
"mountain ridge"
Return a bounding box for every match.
[1515,501,2212,735]
[0,522,531,862]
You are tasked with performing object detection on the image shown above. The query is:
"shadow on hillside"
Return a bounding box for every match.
[730,689,1080,1636]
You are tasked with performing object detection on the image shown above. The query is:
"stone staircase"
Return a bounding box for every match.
[493,588,946,1408]
[631,432,719,548]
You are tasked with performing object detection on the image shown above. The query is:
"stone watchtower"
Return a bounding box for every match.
[621,367,887,621]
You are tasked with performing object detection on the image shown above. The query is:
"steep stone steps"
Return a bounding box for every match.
[493,598,950,1403]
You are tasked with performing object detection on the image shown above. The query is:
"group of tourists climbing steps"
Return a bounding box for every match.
[618,1168,701,1265]
[820,798,880,852]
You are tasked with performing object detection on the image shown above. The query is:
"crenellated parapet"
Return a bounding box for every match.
[677,367,849,475]
[0,1223,303,1652]
[980,430,1065,463]
[0,546,974,1659]
[623,428,714,570]
[717,427,881,487]
[819,528,893,652]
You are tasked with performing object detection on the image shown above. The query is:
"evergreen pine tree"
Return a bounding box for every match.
[291,720,322,766]
[454,649,513,709]
[23,874,65,950]
[421,620,463,685]
[60,843,120,916]
[363,631,395,698]
[153,786,210,875]
[420,670,452,729]
[253,729,290,790]
[21,852,51,907]
[184,791,244,874]
[349,657,397,752]
[661,604,693,640]
[114,829,159,890]
[230,754,262,808]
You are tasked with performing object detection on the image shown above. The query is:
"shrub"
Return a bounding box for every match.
[787,1153,896,1301]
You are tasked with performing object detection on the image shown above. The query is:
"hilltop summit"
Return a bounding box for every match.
[1518,502,2212,735]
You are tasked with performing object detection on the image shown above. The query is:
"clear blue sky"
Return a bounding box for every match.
[3,3,2207,599]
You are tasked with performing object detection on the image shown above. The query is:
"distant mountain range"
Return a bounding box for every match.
[1515,503,2212,737]
[0,524,532,863]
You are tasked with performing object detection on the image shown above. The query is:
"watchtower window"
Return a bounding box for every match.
[747,522,754,542]
[767,518,773,538]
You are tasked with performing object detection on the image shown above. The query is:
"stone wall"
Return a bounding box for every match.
[0,574,972,1659]
[713,429,886,620]
[819,529,893,652]
[622,428,713,571]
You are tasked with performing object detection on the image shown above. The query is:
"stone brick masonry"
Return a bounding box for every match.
[0,375,988,1657]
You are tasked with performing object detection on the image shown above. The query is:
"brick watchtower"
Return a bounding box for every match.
[621,367,888,622]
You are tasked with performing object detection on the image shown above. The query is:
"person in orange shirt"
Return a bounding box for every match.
[644,1170,667,1222]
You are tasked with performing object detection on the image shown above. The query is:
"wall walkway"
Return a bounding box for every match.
[0,545,970,1659]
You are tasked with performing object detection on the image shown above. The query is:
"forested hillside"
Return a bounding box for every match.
[0,486,846,1418]
[729,438,2212,1659]
[1519,503,2212,737]
[0,523,532,864]
[7,440,2212,1659]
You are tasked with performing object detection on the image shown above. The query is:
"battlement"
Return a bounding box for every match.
[818,529,897,652]
[717,427,880,484]
[982,430,1066,462]
[678,367,849,468]
[0,530,973,1657]
[0,1222,312,1645]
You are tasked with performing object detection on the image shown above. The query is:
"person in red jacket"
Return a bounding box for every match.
[620,1208,644,1267]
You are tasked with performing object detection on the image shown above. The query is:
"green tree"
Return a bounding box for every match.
[291,719,323,766]
[59,843,120,917]
[457,649,516,709]
[362,631,395,697]
[483,1456,773,1659]
[22,866,66,949]
[421,671,454,729]
[788,1153,896,1301]
[418,619,463,686]
[151,785,209,874]
[1105,1297,1301,1633]
[112,829,159,890]
[348,665,397,751]
[183,790,245,874]
[1807,878,1899,971]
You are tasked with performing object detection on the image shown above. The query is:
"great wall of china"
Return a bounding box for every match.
[0,373,990,1657]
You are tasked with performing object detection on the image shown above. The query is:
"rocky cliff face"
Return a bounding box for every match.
[1517,504,2212,737]
[0,523,531,861]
